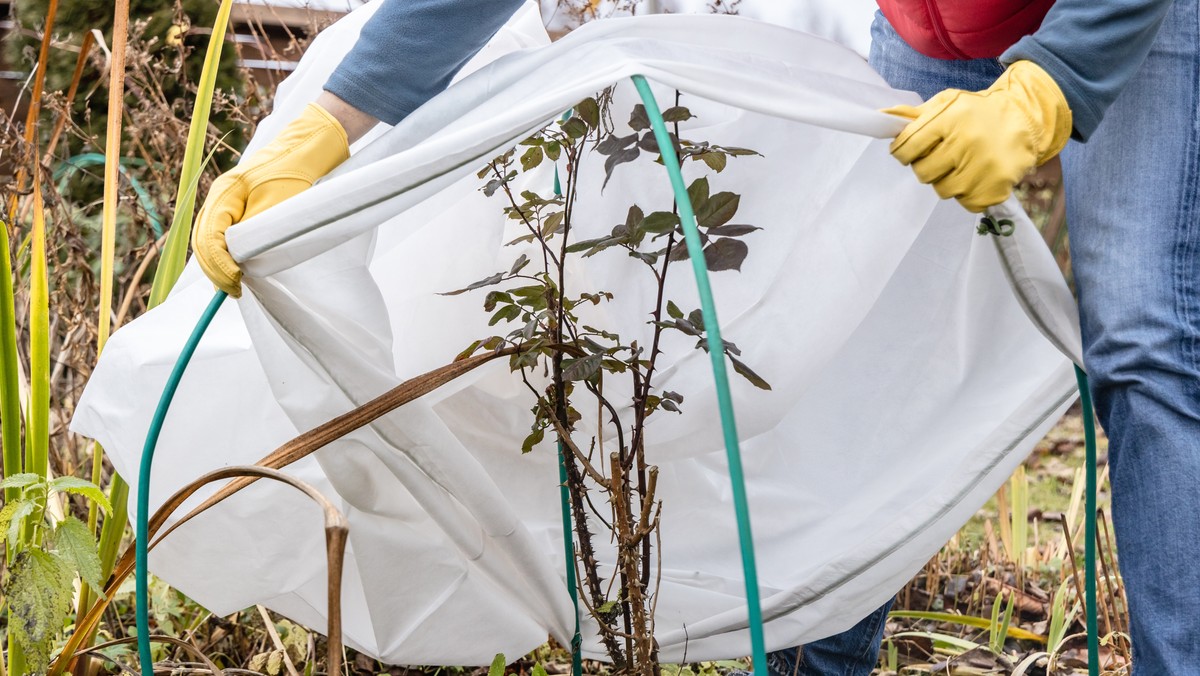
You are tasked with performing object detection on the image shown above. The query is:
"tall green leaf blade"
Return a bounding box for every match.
[25,180,49,481]
[0,222,22,505]
[149,0,235,306]
[97,477,128,578]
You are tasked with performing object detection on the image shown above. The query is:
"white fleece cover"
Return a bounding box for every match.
[74,1,1082,665]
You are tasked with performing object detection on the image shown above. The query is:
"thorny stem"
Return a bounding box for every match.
[550,137,628,668]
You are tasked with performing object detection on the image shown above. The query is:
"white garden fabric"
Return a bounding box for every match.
[74,1,1082,665]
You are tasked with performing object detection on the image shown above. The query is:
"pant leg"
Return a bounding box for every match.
[1060,0,1200,672]
[767,598,894,676]
[755,16,1005,676]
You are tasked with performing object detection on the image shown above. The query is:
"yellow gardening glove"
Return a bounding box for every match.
[193,102,350,297]
[883,60,1072,213]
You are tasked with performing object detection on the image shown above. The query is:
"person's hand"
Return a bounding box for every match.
[883,60,1072,213]
[192,102,350,297]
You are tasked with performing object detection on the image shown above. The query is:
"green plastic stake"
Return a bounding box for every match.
[1074,365,1099,676]
[136,290,227,675]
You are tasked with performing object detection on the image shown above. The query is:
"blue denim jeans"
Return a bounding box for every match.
[871,4,1200,673]
[766,598,893,676]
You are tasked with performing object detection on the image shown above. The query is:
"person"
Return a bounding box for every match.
[869,2,1198,674]
[192,0,1198,673]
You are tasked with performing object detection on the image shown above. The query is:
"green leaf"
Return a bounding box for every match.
[703,238,749,272]
[441,272,506,296]
[720,146,761,157]
[484,291,512,313]
[687,177,710,211]
[48,476,112,514]
[887,611,1046,643]
[0,498,36,545]
[596,599,621,623]
[506,233,538,246]
[597,132,637,156]
[601,358,628,373]
[628,104,650,131]
[50,516,103,592]
[532,664,549,676]
[701,151,728,173]
[602,145,641,190]
[488,653,507,676]
[561,117,588,139]
[3,549,75,673]
[631,250,659,265]
[562,354,602,382]
[707,224,761,237]
[565,237,607,254]
[483,178,504,197]
[668,241,691,262]
[509,254,530,275]
[489,304,523,326]
[666,301,684,320]
[669,318,702,337]
[728,354,772,391]
[638,130,678,154]
[576,97,600,128]
[620,205,646,245]
[542,211,565,236]
[521,317,539,340]
[521,427,544,454]
[1,473,44,490]
[455,340,484,361]
[661,106,695,123]
[520,146,544,171]
[695,191,740,228]
[644,395,662,415]
[545,141,562,162]
[643,211,680,235]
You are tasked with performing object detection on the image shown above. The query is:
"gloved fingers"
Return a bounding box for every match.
[193,242,244,298]
[888,90,962,165]
[929,166,972,203]
[193,187,246,298]
[880,104,921,121]
[928,166,1011,214]
[910,150,957,186]
[957,182,1013,213]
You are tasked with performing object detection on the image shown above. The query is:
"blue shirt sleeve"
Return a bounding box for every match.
[1001,0,1175,140]
[324,0,528,126]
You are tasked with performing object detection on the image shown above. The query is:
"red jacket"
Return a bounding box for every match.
[876,0,1056,60]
